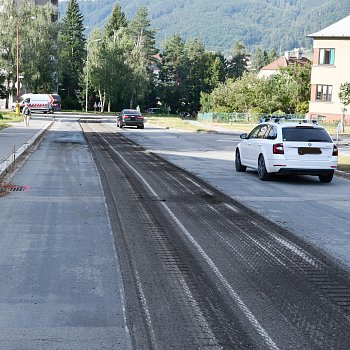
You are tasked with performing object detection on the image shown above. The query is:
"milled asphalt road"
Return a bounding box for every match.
[83,121,350,350]
[118,123,350,271]
[0,119,132,349]
[1,114,350,348]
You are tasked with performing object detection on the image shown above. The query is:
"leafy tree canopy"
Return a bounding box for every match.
[0,0,58,105]
[339,82,350,107]
[202,63,311,114]
[86,5,158,111]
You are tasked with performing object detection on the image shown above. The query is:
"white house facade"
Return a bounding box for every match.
[308,15,350,123]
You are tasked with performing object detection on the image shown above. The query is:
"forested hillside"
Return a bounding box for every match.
[59,0,350,52]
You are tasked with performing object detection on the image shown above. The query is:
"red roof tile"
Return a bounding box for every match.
[261,56,311,71]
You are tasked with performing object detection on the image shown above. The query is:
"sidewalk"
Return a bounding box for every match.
[0,117,53,177]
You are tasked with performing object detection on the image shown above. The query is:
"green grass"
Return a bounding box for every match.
[198,120,350,135]
[199,121,252,132]
[338,155,350,172]
[146,114,260,133]
[0,111,23,129]
[145,115,212,132]
[321,124,350,135]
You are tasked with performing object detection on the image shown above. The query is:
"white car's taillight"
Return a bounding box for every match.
[332,144,338,156]
[273,143,284,154]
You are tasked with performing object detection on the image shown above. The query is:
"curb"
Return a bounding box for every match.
[335,169,350,180]
[0,121,54,178]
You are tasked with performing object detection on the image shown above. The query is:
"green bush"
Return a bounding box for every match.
[296,101,309,114]
[61,96,81,110]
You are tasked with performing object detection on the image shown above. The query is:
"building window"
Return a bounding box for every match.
[316,85,333,102]
[319,48,335,65]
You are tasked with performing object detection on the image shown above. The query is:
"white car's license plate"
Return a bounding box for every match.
[298,147,322,155]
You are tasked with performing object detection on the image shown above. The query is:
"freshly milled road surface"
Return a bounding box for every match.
[82,121,350,350]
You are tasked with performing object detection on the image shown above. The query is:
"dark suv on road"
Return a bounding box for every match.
[117,109,145,129]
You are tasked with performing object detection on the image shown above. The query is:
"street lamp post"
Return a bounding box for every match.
[341,107,347,133]
[85,47,89,113]
[85,38,101,113]
[16,21,19,102]
[15,21,20,115]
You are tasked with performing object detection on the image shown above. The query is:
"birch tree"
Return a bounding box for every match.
[127,6,158,108]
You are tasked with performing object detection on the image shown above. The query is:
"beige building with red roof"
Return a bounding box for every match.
[308,15,350,123]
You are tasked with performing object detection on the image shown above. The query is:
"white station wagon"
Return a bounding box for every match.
[235,118,338,182]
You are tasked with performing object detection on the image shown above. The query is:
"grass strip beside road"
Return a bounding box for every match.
[146,115,254,133]
[146,115,212,132]
[338,155,350,172]
[0,111,23,129]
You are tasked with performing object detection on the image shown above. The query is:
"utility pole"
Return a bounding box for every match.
[15,21,20,115]
[16,21,19,102]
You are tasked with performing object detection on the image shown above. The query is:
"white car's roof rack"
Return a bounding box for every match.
[264,115,318,125]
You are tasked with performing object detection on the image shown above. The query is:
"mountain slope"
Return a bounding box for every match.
[58,0,350,52]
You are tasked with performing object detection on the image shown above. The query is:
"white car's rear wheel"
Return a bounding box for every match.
[258,155,270,181]
[319,173,334,183]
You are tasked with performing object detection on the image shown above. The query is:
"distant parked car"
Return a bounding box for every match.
[146,107,162,114]
[117,109,145,129]
[179,111,191,119]
[235,117,338,182]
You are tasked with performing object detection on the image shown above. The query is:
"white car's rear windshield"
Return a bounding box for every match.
[124,110,141,115]
[282,127,332,142]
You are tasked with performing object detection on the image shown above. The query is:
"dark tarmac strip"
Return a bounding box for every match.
[82,122,350,350]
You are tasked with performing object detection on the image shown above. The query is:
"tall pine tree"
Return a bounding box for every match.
[105,4,128,41]
[58,0,86,109]
[158,34,189,112]
[226,41,250,79]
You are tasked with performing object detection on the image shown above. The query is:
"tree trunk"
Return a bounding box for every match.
[130,91,135,109]
[101,91,106,112]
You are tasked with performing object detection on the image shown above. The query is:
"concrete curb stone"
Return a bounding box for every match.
[0,121,53,178]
